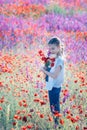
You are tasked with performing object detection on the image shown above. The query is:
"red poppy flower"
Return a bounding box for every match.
[0,107,2,110]
[40,100,46,106]
[60,118,64,125]
[39,114,44,118]
[27,125,33,129]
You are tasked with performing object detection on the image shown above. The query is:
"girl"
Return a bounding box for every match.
[40,37,64,128]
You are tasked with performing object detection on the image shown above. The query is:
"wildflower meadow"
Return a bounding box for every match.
[0,0,87,130]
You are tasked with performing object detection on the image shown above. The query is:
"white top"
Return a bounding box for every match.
[45,56,64,90]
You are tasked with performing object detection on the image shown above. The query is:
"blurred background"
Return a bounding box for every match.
[0,0,87,63]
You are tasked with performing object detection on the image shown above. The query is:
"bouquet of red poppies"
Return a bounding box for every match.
[38,50,55,82]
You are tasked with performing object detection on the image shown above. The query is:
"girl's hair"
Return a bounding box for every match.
[48,37,60,46]
[48,37,64,56]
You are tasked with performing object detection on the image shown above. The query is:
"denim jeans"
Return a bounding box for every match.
[48,87,61,124]
[48,87,61,113]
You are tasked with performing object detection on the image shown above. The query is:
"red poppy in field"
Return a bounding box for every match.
[72,105,77,108]
[0,107,2,110]
[33,98,40,102]
[80,89,83,93]
[70,95,76,101]
[0,97,4,103]
[76,125,79,130]
[66,115,71,119]
[39,113,44,118]
[60,118,64,125]
[27,124,33,129]
[80,76,85,83]
[43,94,48,98]
[16,110,21,114]
[34,93,38,96]
[37,74,40,78]
[18,101,23,106]
[48,115,53,122]
[0,82,3,87]
[62,89,69,96]
[28,113,32,118]
[14,115,20,120]
[83,127,87,130]
[75,116,80,121]
[21,126,27,130]
[22,99,26,103]
[70,117,77,123]
[23,103,28,107]
[40,100,46,106]
[74,80,78,83]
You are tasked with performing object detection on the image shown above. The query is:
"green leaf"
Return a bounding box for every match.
[45,61,50,67]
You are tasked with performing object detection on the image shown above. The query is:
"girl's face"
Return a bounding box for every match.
[48,44,60,55]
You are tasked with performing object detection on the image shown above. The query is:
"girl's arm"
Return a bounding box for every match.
[40,65,62,79]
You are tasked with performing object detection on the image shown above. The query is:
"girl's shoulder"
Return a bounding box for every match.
[56,56,64,62]
[55,56,64,67]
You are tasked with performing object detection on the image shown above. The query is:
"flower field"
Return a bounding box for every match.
[0,0,87,130]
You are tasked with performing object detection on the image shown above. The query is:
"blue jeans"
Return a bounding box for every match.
[48,87,61,114]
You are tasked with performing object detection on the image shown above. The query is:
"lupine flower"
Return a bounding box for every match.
[62,93,70,103]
